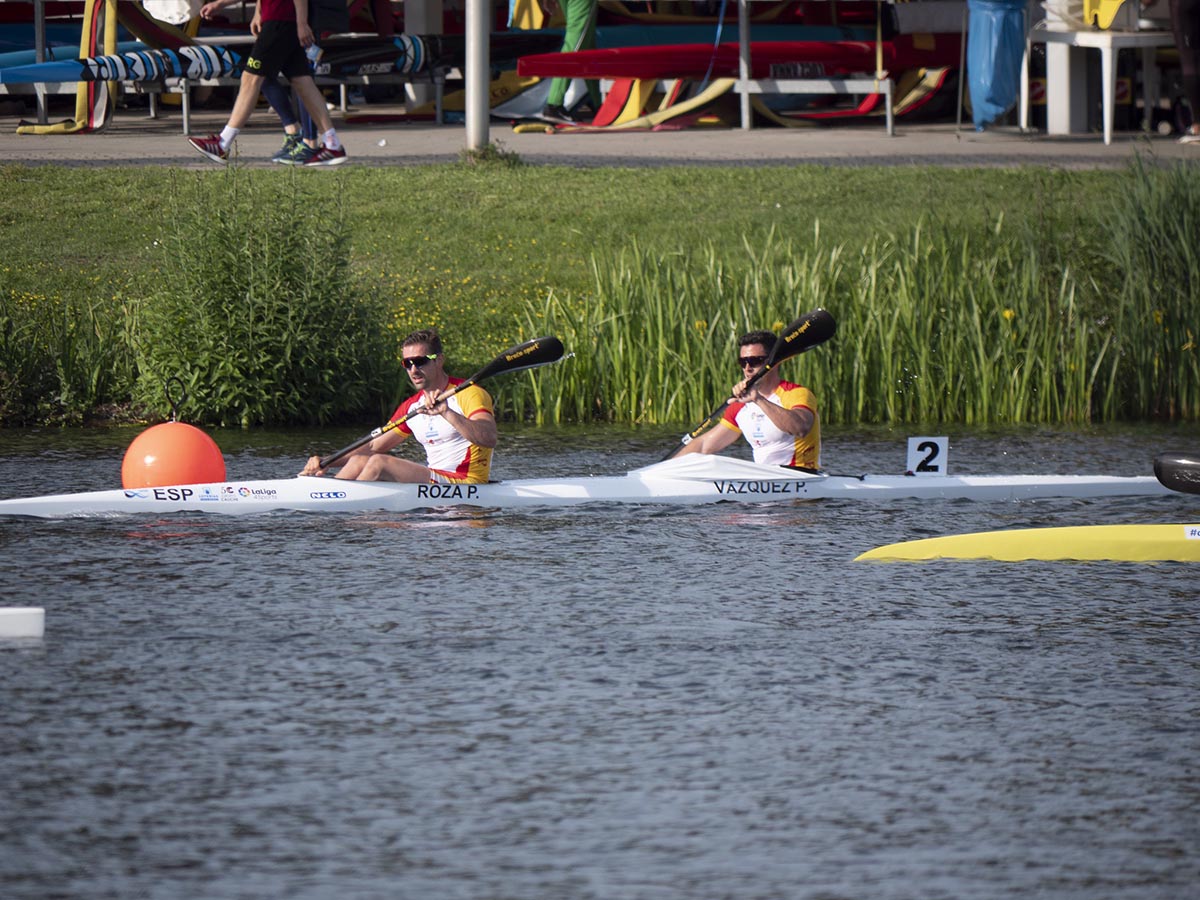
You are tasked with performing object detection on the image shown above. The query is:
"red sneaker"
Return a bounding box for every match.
[187,134,228,164]
[302,146,348,167]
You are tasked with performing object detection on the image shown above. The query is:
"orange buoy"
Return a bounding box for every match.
[121,422,226,488]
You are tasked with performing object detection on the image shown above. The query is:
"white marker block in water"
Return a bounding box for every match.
[0,607,45,639]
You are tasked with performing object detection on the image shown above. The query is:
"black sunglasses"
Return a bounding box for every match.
[403,354,439,370]
[738,354,768,368]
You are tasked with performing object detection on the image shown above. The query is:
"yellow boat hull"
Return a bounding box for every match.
[856,524,1200,562]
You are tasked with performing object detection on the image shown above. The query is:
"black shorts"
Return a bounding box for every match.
[243,20,310,81]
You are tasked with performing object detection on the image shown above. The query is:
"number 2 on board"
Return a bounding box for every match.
[907,436,949,475]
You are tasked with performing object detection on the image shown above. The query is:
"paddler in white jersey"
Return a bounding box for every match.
[300,329,498,483]
[674,329,821,469]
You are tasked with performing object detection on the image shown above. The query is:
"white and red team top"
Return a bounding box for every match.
[719,380,820,469]
[393,378,495,483]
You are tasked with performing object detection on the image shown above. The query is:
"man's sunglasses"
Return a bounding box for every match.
[738,355,768,368]
[403,354,439,370]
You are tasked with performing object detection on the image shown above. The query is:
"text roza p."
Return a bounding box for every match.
[416,484,480,500]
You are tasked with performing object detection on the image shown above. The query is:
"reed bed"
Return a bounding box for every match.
[1100,158,1200,420]
[0,282,136,425]
[517,217,1170,427]
[516,229,842,424]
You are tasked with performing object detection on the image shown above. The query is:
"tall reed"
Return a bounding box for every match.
[518,220,1132,426]
[0,283,137,425]
[518,229,844,424]
[1099,157,1199,420]
[822,221,1116,425]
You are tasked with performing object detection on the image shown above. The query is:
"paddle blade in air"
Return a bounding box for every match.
[1154,452,1200,495]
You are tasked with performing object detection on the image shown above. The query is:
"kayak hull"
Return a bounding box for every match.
[0,456,1175,519]
[856,524,1200,562]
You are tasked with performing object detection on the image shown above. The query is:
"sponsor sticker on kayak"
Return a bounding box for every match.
[1186,526,1200,540]
[237,486,278,498]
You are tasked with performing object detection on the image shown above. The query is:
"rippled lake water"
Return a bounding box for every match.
[1,423,1197,899]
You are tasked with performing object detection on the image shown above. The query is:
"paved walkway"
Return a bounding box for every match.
[2,96,1196,169]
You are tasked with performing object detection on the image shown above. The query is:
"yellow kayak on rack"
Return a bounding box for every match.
[856,523,1200,563]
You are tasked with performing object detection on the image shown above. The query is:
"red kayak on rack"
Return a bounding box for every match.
[517,35,961,81]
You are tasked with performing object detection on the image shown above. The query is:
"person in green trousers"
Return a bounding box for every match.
[539,0,601,122]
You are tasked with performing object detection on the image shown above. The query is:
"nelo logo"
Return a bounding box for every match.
[310,491,348,500]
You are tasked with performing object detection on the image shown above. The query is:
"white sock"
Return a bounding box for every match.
[323,129,342,151]
[219,126,239,150]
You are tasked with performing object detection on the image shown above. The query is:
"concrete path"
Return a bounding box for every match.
[2,96,1196,169]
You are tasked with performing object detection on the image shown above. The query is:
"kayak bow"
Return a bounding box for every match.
[855,523,1200,563]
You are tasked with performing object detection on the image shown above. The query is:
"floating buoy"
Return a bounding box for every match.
[121,422,226,488]
[0,607,45,639]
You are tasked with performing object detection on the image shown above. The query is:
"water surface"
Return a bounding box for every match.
[2,424,1197,899]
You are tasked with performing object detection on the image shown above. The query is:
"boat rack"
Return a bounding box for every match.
[730,0,895,135]
[734,75,895,135]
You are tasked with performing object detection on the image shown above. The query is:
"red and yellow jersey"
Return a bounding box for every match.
[719,380,820,468]
[392,378,494,483]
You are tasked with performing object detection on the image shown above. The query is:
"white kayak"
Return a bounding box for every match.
[0,455,1175,519]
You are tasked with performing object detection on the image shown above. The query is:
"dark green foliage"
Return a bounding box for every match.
[133,169,399,427]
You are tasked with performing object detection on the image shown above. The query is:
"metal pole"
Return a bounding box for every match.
[464,0,489,150]
[738,0,751,130]
[956,4,967,134]
[34,0,48,124]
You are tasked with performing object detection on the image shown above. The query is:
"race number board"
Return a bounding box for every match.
[907,436,949,475]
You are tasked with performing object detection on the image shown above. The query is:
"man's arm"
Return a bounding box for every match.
[294,0,315,45]
[299,423,408,476]
[746,391,814,436]
[199,0,240,19]
[423,403,498,449]
[674,421,740,457]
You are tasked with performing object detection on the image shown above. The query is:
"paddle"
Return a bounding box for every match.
[661,308,837,461]
[1153,453,1200,495]
[317,335,565,470]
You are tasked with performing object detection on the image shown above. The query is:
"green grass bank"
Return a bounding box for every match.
[1,158,1196,427]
